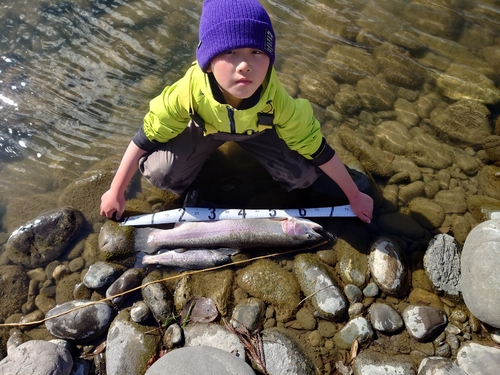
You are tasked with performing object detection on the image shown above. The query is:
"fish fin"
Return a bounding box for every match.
[134,228,160,254]
[134,251,149,268]
[215,248,240,256]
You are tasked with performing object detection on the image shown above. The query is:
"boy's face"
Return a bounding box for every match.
[207,48,270,108]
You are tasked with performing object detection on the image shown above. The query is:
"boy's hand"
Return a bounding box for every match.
[100,189,126,220]
[349,192,373,224]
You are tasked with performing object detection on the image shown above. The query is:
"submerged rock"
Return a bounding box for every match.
[6,206,84,268]
[430,99,493,146]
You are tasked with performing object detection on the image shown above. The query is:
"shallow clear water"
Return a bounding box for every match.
[0,1,499,234]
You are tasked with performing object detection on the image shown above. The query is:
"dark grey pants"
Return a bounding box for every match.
[139,122,323,195]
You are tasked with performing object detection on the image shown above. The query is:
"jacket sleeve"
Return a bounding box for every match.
[141,71,192,144]
[272,85,335,165]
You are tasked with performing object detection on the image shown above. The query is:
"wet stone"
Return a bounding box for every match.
[164,323,183,349]
[456,342,500,375]
[141,272,174,324]
[402,305,447,342]
[295,307,317,331]
[408,197,446,230]
[293,253,348,321]
[461,219,500,328]
[363,282,379,298]
[145,346,255,375]
[477,165,500,201]
[368,236,411,297]
[356,77,397,111]
[106,268,143,305]
[324,44,378,85]
[230,297,266,332]
[45,300,114,343]
[353,351,416,375]
[368,302,404,334]
[6,206,84,268]
[424,234,461,299]
[106,308,161,375]
[333,316,374,350]
[262,328,316,375]
[344,284,362,303]
[236,259,301,322]
[418,357,467,375]
[406,133,453,169]
[184,323,246,361]
[0,340,73,375]
[130,301,150,323]
[374,121,413,156]
[83,261,126,290]
[430,99,494,146]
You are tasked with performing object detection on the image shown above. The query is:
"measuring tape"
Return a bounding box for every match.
[120,205,355,226]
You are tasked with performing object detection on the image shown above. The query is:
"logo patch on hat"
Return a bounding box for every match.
[264,28,274,55]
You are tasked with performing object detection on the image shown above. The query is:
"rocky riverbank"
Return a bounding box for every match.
[0,0,500,374]
[0,155,500,374]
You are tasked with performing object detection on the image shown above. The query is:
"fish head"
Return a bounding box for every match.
[282,218,323,243]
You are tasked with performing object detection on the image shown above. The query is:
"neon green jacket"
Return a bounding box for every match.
[141,62,330,161]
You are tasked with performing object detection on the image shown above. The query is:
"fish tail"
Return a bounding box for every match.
[134,228,159,254]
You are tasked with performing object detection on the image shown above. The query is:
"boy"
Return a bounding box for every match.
[100,0,373,223]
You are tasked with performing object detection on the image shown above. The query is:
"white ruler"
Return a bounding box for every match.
[120,205,355,226]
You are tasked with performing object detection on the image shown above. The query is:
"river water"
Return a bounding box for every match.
[0,0,500,368]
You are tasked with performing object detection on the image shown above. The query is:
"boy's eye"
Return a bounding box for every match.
[252,50,263,54]
[224,50,235,54]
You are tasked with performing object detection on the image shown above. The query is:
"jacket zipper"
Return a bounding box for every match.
[227,106,236,134]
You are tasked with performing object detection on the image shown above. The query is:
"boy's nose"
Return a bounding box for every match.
[237,60,251,72]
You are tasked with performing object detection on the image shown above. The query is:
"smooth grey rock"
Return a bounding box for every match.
[0,340,73,375]
[106,268,143,304]
[141,271,174,323]
[262,328,317,375]
[402,305,447,342]
[231,297,266,332]
[456,342,500,375]
[461,219,500,328]
[83,261,126,289]
[368,237,411,297]
[368,302,404,334]
[418,356,467,374]
[363,282,379,298]
[130,300,150,323]
[293,253,347,321]
[353,351,415,375]
[45,300,114,343]
[184,323,246,361]
[334,316,374,349]
[424,234,461,299]
[145,346,255,375]
[106,308,160,375]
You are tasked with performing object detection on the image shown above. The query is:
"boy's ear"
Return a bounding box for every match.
[205,64,212,73]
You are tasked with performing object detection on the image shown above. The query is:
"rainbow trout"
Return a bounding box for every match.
[135,248,239,270]
[134,217,324,254]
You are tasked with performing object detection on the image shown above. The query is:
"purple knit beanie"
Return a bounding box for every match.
[197,0,276,72]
